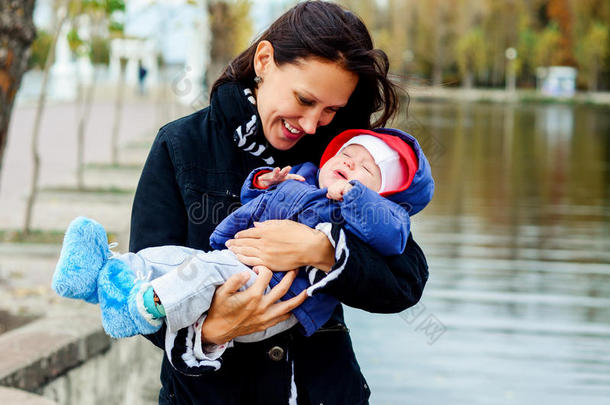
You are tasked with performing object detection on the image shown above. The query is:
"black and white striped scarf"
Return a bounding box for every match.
[232,88,276,165]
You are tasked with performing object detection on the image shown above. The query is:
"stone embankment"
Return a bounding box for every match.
[0,307,161,405]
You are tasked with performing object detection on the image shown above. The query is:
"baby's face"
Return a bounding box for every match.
[319,144,382,192]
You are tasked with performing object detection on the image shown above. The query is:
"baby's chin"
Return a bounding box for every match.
[318,173,341,189]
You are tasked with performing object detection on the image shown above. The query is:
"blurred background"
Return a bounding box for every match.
[0,1,609,404]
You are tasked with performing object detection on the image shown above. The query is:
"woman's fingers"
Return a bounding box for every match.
[260,313,292,331]
[234,253,265,267]
[233,226,264,240]
[249,265,273,296]
[262,269,297,304]
[227,244,261,258]
[232,220,282,241]
[265,290,308,320]
[232,221,280,239]
[216,271,250,296]
[205,267,308,340]
[252,219,287,229]
[252,265,293,273]
[252,290,307,334]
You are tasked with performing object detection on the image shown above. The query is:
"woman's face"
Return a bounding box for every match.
[253,41,359,151]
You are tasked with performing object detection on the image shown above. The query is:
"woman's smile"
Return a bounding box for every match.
[281,119,305,141]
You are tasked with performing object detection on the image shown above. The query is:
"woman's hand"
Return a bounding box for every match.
[225,220,335,272]
[201,267,307,345]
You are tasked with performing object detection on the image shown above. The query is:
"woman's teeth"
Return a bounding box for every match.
[283,120,300,134]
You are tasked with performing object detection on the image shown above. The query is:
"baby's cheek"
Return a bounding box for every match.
[318,169,330,189]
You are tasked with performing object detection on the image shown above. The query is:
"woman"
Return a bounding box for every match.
[129,2,428,404]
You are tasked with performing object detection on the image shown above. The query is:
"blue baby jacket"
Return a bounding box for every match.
[209,128,434,336]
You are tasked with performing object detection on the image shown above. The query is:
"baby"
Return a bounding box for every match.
[52,128,434,354]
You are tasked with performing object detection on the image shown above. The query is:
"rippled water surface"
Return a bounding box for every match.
[345,102,610,405]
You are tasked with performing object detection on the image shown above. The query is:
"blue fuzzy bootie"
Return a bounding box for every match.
[52,216,112,304]
[97,258,163,338]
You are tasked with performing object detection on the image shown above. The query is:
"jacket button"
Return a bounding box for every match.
[268,346,285,361]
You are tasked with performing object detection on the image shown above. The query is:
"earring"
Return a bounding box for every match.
[254,76,263,85]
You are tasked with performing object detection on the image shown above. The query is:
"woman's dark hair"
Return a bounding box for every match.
[211,0,401,129]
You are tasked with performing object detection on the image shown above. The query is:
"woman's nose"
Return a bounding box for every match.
[299,115,319,135]
[299,108,326,134]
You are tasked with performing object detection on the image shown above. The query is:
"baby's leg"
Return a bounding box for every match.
[104,247,299,341]
[96,245,206,338]
[147,249,301,341]
[117,245,206,281]
[96,256,162,338]
[148,249,257,333]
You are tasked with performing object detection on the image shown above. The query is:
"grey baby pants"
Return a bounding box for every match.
[117,246,298,342]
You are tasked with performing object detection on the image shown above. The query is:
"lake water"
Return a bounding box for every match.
[345,101,610,405]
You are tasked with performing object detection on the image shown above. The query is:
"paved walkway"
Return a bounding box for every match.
[1,97,191,232]
[0,387,59,404]
[0,96,191,326]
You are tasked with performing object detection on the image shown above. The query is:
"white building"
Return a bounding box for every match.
[31,0,210,103]
[537,66,578,98]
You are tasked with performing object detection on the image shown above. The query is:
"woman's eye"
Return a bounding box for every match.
[297,95,314,106]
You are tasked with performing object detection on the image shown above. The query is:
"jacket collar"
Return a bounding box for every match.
[210,82,276,165]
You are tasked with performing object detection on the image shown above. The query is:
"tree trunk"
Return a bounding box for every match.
[0,0,36,194]
[111,64,125,166]
[76,71,96,189]
[463,70,474,89]
[24,8,68,234]
[492,51,503,87]
[77,13,105,186]
[431,10,444,88]
[589,58,598,92]
[432,62,443,87]
[72,15,84,190]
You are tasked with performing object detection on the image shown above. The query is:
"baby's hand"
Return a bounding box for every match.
[326,180,353,201]
[255,166,305,188]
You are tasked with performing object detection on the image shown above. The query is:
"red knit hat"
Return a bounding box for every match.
[320,129,418,196]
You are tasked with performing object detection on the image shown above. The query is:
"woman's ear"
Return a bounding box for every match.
[253,40,275,78]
